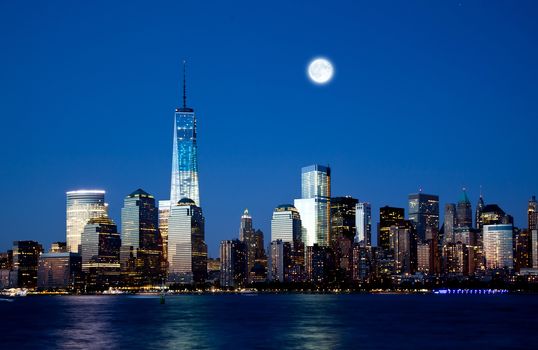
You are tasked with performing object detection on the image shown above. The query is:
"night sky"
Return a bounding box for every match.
[1,1,537,257]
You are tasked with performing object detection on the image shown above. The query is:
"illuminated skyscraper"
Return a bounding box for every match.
[294,164,331,247]
[121,189,163,284]
[483,224,513,270]
[168,198,207,284]
[271,205,302,243]
[355,202,372,247]
[170,62,200,207]
[377,206,405,251]
[456,189,472,228]
[66,190,108,253]
[158,200,171,262]
[219,239,247,288]
[12,240,43,288]
[408,192,439,242]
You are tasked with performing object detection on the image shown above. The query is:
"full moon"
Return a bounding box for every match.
[307,57,334,85]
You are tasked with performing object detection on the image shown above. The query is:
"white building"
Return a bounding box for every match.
[483,224,513,270]
[66,190,108,253]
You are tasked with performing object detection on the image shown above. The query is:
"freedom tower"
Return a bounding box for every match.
[170,61,200,206]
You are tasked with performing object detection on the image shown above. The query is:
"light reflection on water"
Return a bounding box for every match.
[1,294,537,349]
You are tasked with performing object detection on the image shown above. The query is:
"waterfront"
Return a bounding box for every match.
[1,294,536,349]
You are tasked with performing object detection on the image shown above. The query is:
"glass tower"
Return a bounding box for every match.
[483,224,514,270]
[167,198,207,284]
[170,62,200,207]
[408,192,439,242]
[294,164,331,247]
[355,202,372,246]
[66,190,108,253]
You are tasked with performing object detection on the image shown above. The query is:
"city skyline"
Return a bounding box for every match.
[1,1,538,257]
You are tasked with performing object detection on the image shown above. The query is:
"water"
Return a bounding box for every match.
[0,294,536,349]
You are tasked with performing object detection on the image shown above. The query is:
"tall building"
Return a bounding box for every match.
[529,195,537,231]
[268,239,291,283]
[408,192,439,242]
[271,205,302,243]
[483,224,514,270]
[219,239,247,288]
[475,193,485,230]
[66,190,108,253]
[443,203,456,244]
[271,204,305,281]
[168,198,207,284]
[12,241,43,288]
[377,206,405,251]
[456,189,472,228]
[238,209,266,284]
[121,189,163,285]
[158,200,171,262]
[81,217,121,289]
[170,62,200,207]
[330,196,358,280]
[355,202,372,247]
[294,164,331,247]
[390,226,416,275]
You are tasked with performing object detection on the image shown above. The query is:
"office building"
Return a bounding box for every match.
[158,200,171,262]
[408,192,439,242]
[294,164,331,247]
[456,189,472,228]
[168,198,207,284]
[12,241,43,288]
[66,190,108,253]
[121,189,163,285]
[219,239,247,288]
[443,203,456,244]
[170,62,200,207]
[528,195,537,231]
[483,224,514,270]
[37,247,81,290]
[377,206,405,251]
[355,202,372,247]
[330,196,358,279]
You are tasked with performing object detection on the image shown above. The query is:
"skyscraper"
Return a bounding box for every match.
[219,239,247,288]
[330,196,358,280]
[271,205,302,243]
[377,206,405,251]
[294,164,331,247]
[528,195,537,231]
[443,203,456,244]
[355,202,372,247]
[158,200,171,263]
[121,189,163,285]
[167,198,207,284]
[456,189,472,228]
[238,209,266,284]
[408,192,439,242]
[66,190,108,253]
[475,193,485,230]
[483,224,514,270]
[12,240,43,288]
[170,62,200,207]
[81,217,121,289]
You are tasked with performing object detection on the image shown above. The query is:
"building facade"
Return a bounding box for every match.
[483,224,514,270]
[355,202,372,247]
[294,164,331,247]
[66,190,108,253]
[12,241,43,288]
[170,63,200,207]
[167,198,207,284]
[408,192,439,242]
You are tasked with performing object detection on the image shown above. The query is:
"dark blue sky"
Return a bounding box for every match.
[1,1,537,257]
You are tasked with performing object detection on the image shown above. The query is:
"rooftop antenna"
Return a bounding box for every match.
[182,59,187,109]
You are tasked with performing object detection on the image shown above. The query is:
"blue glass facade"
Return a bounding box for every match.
[170,107,200,206]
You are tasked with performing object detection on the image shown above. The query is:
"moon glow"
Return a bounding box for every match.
[307,57,334,85]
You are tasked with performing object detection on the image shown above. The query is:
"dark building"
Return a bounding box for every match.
[528,195,537,231]
[219,239,247,288]
[475,194,485,230]
[81,217,121,290]
[480,204,513,226]
[330,196,358,282]
[12,241,43,289]
[37,249,81,290]
[514,229,531,271]
[408,192,439,242]
[306,244,335,285]
[389,224,417,275]
[239,209,266,284]
[378,206,405,251]
[456,189,473,228]
[120,189,164,286]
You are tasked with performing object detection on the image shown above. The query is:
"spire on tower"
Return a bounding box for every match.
[182,59,187,109]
